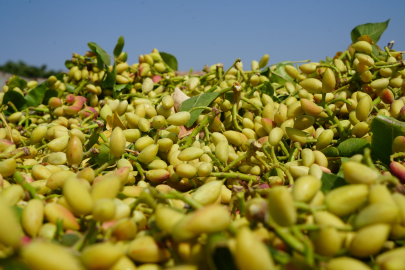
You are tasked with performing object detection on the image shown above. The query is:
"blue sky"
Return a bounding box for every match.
[0,0,403,72]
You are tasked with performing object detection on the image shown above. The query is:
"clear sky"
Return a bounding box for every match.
[0,0,404,72]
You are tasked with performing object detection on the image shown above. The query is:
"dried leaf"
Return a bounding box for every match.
[172,87,190,112]
[98,130,112,144]
[113,111,126,130]
[171,87,195,137]
[333,51,343,60]
[106,115,113,130]
[179,125,195,139]
[357,35,374,44]
[106,112,126,130]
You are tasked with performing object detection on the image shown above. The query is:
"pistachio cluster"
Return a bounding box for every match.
[1,32,405,270]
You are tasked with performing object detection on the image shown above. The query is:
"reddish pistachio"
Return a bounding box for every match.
[65,96,86,115]
[138,63,150,77]
[400,106,405,121]
[152,75,162,83]
[0,139,14,152]
[44,203,80,230]
[258,136,268,144]
[319,166,332,173]
[105,167,131,185]
[381,89,395,104]
[390,161,405,183]
[261,118,276,134]
[48,97,62,108]
[66,94,76,104]
[78,106,98,119]
[66,136,83,166]
[21,173,34,183]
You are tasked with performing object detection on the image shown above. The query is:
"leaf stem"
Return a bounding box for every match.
[327,98,352,106]
[25,108,29,129]
[13,171,39,199]
[0,112,13,143]
[94,162,110,175]
[205,58,241,93]
[267,215,305,253]
[181,111,218,150]
[291,226,314,267]
[236,192,245,215]
[223,152,247,172]
[316,64,342,79]
[323,101,346,139]
[74,79,88,95]
[338,50,348,60]
[370,52,380,63]
[205,151,225,171]
[210,172,259,182]
[166,190,203,210]
[124,153,145,181]
[77,123,101,131]
[7,101,18,112]
[241,97,263,114]
[267,144,286,181]
[267,59,310,67]
[278,141,290,157]
[189,106,212,113]
[288,144,298,162]
[232,103,243,132]
[81,112,95,127]
[372,61,402,69]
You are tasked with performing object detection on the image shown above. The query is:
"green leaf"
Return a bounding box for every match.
[260,66,270,77]
[261,81,281,102]
[65,60,75,69]
[25,81,48,107]
[180,92,221,128]
[80,220,98,249]
[370,114,405,165]
[93,143,111,166]
[270,61,294,86]
[114,83,131,92]
[212,247,238,270]
[337,157,350,177]
[55,73,65,81]
[321,146,339,157]
[325,56,333,64]
[85,126,102,151]
[113,36,125,58]
[262,81,274,97]
[321,172,347,193]
[88,42,111,67]
[224,92,234,103]
[276,94,289,102]
[101,65,117,89]
[351,19,390,43]
[42,90,58,106]
[2,90,27,113]
[60,233,80,247]
[372,44,380,56]
[0,258,30,270]
[65,83,75,93]
[268,246,291,265]
[337,138,370,157]
[206,232,237,270]
[7,76,27,90]
[160,52,178,71]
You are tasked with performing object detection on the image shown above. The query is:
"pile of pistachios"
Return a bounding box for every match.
[1,30,405,270]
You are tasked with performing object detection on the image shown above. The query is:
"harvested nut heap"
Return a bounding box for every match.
[1,23,405,270]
